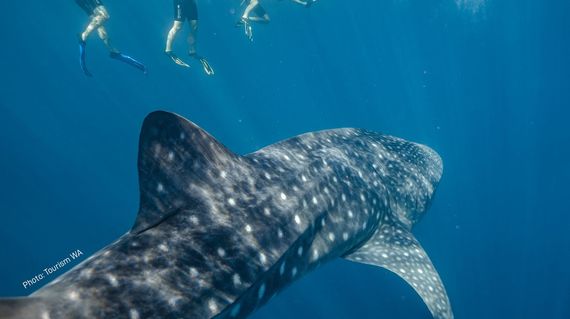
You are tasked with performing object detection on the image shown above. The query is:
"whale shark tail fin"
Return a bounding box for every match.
[344,220,453,319]
[0,297,46,319]
[132,111,243,233]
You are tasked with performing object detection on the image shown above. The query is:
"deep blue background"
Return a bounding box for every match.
[0,0,568,318]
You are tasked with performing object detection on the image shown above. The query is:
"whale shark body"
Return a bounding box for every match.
[0,111,453,319]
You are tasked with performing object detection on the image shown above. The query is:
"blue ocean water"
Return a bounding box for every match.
[0,0,569,318]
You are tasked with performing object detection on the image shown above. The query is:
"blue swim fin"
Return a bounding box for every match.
[78,38,92,77]
[110,52,147,74]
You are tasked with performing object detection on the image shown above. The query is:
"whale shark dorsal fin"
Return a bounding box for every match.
[132,111,239,233]
[344,220,454,319]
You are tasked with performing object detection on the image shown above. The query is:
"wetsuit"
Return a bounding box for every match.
[75,0,104,15]
[174,0,198,21]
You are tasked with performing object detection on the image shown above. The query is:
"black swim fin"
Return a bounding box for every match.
[199,58,215,76]
[165,51,190,68]
[78,38,92,77]
[236,18,254,42]
[189,53,215,76]
[110,52,147,74]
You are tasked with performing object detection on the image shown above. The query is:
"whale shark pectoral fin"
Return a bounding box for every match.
[344,222,453,319]
[132,111,242,233]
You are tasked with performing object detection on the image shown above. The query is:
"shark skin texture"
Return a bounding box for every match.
[0,111,452,319]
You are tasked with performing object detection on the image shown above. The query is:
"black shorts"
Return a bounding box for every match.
[253,4,267,17]
[75,0,103,15]
[174,0,198,21]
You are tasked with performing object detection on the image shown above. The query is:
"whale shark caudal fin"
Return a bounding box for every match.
[0,297,46,319]
[344,220,454,319]
[131,111,242,233]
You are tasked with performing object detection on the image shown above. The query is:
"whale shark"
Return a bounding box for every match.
[0,111,453,319]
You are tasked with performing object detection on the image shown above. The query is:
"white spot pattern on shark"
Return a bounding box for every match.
[0,111,452,319]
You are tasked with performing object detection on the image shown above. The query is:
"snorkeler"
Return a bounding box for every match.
[237,0,270,42]
[75,0,147,76]
[165,0,214,76]
[237,0,317,41]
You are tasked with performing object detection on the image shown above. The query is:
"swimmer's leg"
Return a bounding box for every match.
[247,14,270,23]
[242,0,259,20]
[239,1,270,41]
[97,26,118,53]
[81,6,109,42]
[187,20,198,56]
[187,20,214,76]
[166,20,183,53]
[165,20,190,67]
[245,1,270,24]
